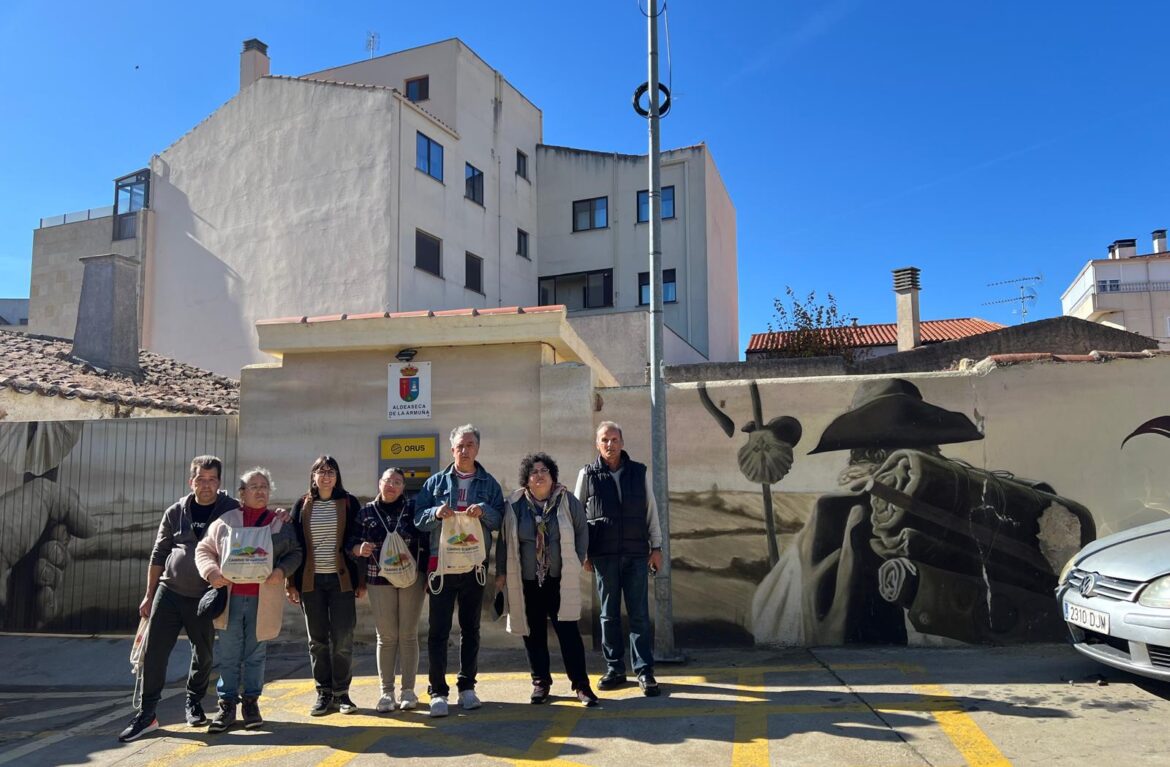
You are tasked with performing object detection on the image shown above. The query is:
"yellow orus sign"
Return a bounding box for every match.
[380,436,437,460]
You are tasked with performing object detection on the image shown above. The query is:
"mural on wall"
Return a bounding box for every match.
[0,417,237,634]
[687,377,1096,647]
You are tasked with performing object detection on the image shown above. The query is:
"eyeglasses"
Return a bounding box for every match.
[528,467,551,477]
[314,469,337,477]
[381,477,405,487]
[244,484,270,492]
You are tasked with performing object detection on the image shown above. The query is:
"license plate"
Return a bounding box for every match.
[1064,601,1110,633]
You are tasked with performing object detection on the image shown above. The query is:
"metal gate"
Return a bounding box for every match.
[0,416,237,634]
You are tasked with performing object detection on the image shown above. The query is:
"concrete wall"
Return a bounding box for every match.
[537,145,731,359]
[0,389,182,421]
[568,309,707,386]
[29,215,143,339]
[600,355,1170,646]
[703,148,739,362]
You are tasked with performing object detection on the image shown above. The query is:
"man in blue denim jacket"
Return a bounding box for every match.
[414,424,503,717]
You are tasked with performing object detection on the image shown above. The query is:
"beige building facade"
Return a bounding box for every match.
[27,38,737,382]
[1061,231,1170,346]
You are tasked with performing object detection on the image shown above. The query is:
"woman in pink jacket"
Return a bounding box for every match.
[195,468,303,732]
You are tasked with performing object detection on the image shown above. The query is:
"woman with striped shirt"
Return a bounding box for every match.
[287,455,365,716]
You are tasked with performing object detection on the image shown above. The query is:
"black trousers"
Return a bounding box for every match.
[427,571,483,697]
[140,584,215,716]
[521,577,589,689]
[300,573,356,695]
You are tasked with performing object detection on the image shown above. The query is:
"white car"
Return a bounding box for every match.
[1056,517,1170,681]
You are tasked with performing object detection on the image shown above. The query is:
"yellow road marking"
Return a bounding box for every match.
[510,706,590,767]
[145,741,204,767]
[316,727,387,767]
[911,682,1012,767]
[731,670,769,767]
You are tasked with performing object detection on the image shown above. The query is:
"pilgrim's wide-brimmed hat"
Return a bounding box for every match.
[808,378,983,454]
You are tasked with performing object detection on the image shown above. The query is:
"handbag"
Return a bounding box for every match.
[428,512,487,594]
[197,585,228,619]
[375,508,418,588]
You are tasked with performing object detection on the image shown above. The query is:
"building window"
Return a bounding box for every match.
[416,132,443,182]
[572,196,608,232]
[638,269,678,306]
[1097,279,1120,293]
[465,252,483,294]
[538,269,613,310]
[517,228,530,259]
[405,76,429,102]
[465,163,484,205]
[516,150,529,180]
[113,169,150,240]
[637,186,675,223]
[415,229,442,277]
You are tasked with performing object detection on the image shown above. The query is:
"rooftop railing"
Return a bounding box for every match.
[38,205,115,229]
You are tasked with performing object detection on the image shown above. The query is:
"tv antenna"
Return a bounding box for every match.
[366,31,380,59]
[982,274,1042,323]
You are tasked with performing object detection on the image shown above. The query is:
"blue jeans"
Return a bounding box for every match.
[216,594,266,701]
[592,555,653,676]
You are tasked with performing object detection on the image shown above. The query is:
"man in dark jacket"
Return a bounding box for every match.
[414,424,503,718]
[118,455,239,742]
[574,421,663,696]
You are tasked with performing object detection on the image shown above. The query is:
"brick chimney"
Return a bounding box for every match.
[240,38,270,91]
[893,267,921,352]
[1153,230,1167,254]
[71,254,141,375]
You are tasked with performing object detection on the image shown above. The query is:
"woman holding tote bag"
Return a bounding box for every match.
[347,467,430,713]
[495,452,598,707]
[195,467,303,732]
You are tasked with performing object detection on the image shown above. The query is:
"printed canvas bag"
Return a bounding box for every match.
[375,510,418,588]
[130,616,150,709]
[428,512,486,594]
[219,523,274,584]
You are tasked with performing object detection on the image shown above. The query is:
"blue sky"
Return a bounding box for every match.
[2,1,1168,356]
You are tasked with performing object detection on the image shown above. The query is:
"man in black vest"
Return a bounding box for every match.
[574,421,662,696]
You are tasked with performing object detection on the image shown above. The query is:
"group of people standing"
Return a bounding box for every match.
[119,421,662,742]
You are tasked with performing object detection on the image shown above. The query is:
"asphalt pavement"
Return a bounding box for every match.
[2,634,1169,767]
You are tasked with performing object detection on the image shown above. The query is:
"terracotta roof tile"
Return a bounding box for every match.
[747,318,1005,352]
[0,331,239,415]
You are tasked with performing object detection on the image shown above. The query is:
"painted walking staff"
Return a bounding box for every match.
[698,380,801,566]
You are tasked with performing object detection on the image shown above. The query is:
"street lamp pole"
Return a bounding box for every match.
[644,0,678,661]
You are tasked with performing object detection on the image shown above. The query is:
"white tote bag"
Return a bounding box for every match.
[428,513,486,594]
[375,510,418,588]
[219,524,274,584]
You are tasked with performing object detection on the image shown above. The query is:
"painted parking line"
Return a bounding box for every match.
[3,662,1013,767]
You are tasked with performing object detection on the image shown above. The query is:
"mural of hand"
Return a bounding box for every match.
[0,478,98,628]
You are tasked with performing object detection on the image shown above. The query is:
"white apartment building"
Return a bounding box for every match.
[27,38,737,381]
[1061,230,1170,346]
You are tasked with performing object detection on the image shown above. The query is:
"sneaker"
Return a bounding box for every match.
[638,672,661,697]
[336,694,358,714]
[576,686,600,708]
[598,671,627,690]
[530,681,551,704]
[376,693,397,713]
[458,689,482,710]
[309,693,332,717]
[117,711,158,742]
[398,690,419,711]
[241,696,263,729]
[429,695,449,718]
[185,697,209,726]
[208,699,236,734]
